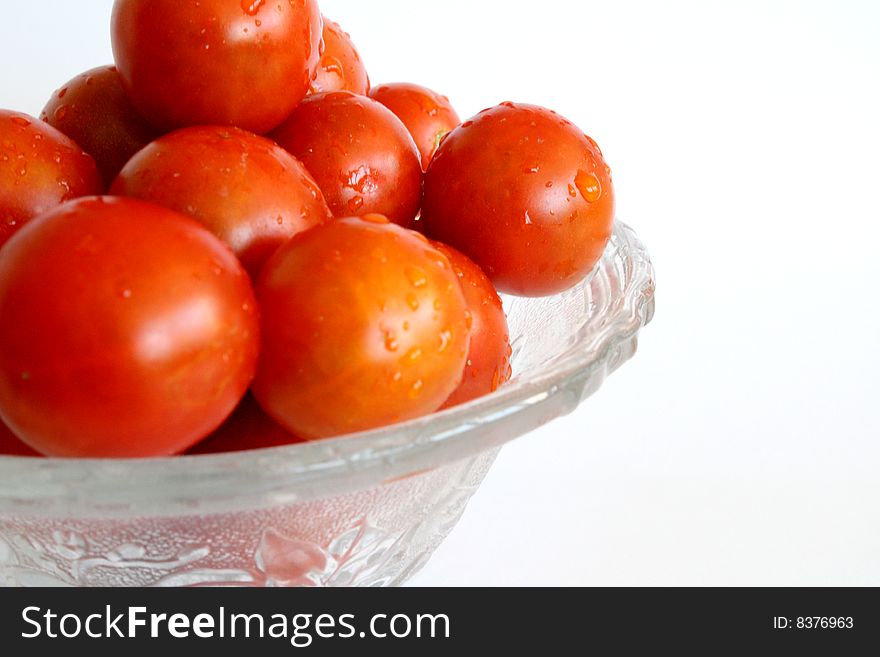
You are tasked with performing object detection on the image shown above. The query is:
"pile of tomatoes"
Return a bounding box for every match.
[0,1,615,459]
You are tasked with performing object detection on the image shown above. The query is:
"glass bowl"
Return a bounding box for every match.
[0,222,655,587]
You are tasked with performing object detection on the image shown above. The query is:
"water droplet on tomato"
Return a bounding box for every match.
[585,134,603,158]
[241,0,265,15]
[409,379,424,399]
[406,294,420,311]
[11,116,30,128]
[405,266,428,289]
[384,331,399,352]
[437,329,453,353]
[348,196,365,212]
[575,170,602,203]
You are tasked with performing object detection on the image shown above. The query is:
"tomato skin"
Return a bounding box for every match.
[41,66,160,187]
[187,394,304,455]
[0,419,40,457]
[433,243,512,409]
[420,103,615,297]
[111,0,323,134]
[253,215,470,440]
[0,197,260,458]
[370,83,461,171]
[310,17,370,96]
[110,126,332,278]
[271,92,423,229]
[0,110,103,249]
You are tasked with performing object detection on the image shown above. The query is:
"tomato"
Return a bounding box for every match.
[433,243,512,408]
[310,17,370,96]
[370,83,461,171]
[41,66,160,187]
[0,110,103,249]
[0,196,259,458]
[0,418,40,457]
[110,126,332,278]
[188,394,304,455]
[111,0,323,134]
[253,215,470,440]
[420,103,615,297]
[271,92,423,229]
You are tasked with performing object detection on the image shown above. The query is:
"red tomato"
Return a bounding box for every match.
[421,103,615,297]
[41,66,160,187]
[271,92,423,229]
[188,394,304,455]
[253,215,470,440]
[0,418,40,457]
[111,0,323,133]
[310,17,370,96]
[0,197,259,458]
[0,110,103,249]
[433,243,512,408]
[370,83,461,171]
[110,126,332,278]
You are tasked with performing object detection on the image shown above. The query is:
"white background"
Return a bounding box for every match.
[2,0,879,586]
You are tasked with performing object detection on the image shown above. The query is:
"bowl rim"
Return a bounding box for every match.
[0,221,655,514]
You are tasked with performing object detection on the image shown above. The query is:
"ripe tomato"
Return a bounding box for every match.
[0,418,40,457]
[370,83,461,171]
[0,197,259,458]
[310,17,370,96]
[271,92,423,229]
[110,126,332,278]
[0,110,102,249]
[41,66,160,187]
[188,394,304,455]
[253,215,470,440]
[420,103,615,297]
[433,243,512,409]
[111,0,322,134]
